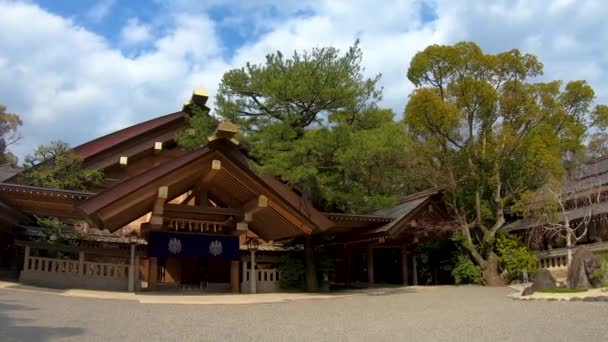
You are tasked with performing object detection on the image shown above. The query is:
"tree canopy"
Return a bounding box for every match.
[24,140,103,191]
[0,104,22,165]
[403,41,608,284]
[215,39,382,137]
[188,41,427,213]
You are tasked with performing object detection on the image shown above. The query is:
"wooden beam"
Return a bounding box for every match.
[180,191,195,205]
[150,186,168,227]
[164,203,242,217]
[217,158,316,234]
[236,222,248,235]
[202,159,221,185]
[243,195,268,222]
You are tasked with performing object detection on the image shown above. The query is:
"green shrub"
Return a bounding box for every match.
[537,287,588,293]
[452,255,482,284]
[277,256,306,290]
[496,232,538,282]
[590,252,608,286]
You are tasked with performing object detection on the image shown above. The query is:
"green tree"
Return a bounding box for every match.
[587,132,608,160]
[249,109,424,213]
[495,232,538,283]
[208,42,425,213]
[205,41,424,292]
[24,140,103,191]
[176,104,217,148]
[215,40,382,138]
[0,104,23,165]
[404,42,608,285]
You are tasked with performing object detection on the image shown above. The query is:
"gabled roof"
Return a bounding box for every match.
[76,139,333,240]
[329,187,453,245]
[371,187,444,235]
[73,111,186,160]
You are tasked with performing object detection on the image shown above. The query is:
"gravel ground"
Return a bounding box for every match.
[1,286,608,342]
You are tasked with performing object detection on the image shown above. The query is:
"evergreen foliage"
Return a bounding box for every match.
[0,104,22,165]
[277,255,306,290]
[24,140,103,191]
[207,42,427,212]
[176,104,217,148]
[495,232,539,282]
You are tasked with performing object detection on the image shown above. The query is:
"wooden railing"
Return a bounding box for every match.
[243,268,281,283]
[83,262,129,278]
[166,218,229,234]
[26,257,80,274]
[26,256,128,279]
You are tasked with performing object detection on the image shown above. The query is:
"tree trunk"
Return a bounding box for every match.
[566,231,573,268]
[481,252,504,286]
[304,236,319,292]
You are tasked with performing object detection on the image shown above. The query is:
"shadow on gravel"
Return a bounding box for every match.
[365,288,418,296]
[6,284,67,293]
[0,301,84,341]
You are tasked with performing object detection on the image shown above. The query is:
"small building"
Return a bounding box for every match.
[0,92,456,293]
[505,156,608,280]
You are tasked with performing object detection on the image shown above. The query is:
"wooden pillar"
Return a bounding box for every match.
[24,245,30,271]
[134,255,141,291]
[367,246,374,285]
[230,260,240,294]
[128,245,135,292]
[401,246,409,286]
[242,258,247,292]
[412,254,418,286]
[250,251,256,294]
[148,257,158,291]
[79,251,85,276]
[304,236,319,292]
[345,248,352,288]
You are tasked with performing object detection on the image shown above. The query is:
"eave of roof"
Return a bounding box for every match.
[324,213,394,223]
[0,183,94,201]
[504,200,608,232]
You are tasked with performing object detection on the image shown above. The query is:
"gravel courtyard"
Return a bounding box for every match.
[2,286,608,342]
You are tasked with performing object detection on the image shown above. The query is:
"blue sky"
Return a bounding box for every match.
[1,0,607,160]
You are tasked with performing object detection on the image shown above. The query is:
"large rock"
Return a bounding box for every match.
[567,247,602,289]
[522,269,556,296]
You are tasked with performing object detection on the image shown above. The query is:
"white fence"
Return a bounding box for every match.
[21,255,130,291]
[537,241,608,273]
[241,269,281,293]
[539,255,568,269]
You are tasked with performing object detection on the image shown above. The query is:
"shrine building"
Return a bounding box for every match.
[0,90,455,293]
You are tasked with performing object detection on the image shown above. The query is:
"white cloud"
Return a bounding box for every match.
[119,18,152,46]
[87,0,115,23]
[0,0,607,162]
[0,1,223,159]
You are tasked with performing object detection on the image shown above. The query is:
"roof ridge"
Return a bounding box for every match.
[398,187,444,203]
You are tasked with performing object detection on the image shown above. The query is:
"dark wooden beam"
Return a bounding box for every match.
[164,203,242,217]
[243,195,268,222]
[150,186,168,227]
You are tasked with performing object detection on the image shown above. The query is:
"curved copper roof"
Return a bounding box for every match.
[73,111,186,160]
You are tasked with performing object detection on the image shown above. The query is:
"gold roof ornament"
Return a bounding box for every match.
[208,120,239,145]
[182,87,211,113]
[191,87,210,110]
